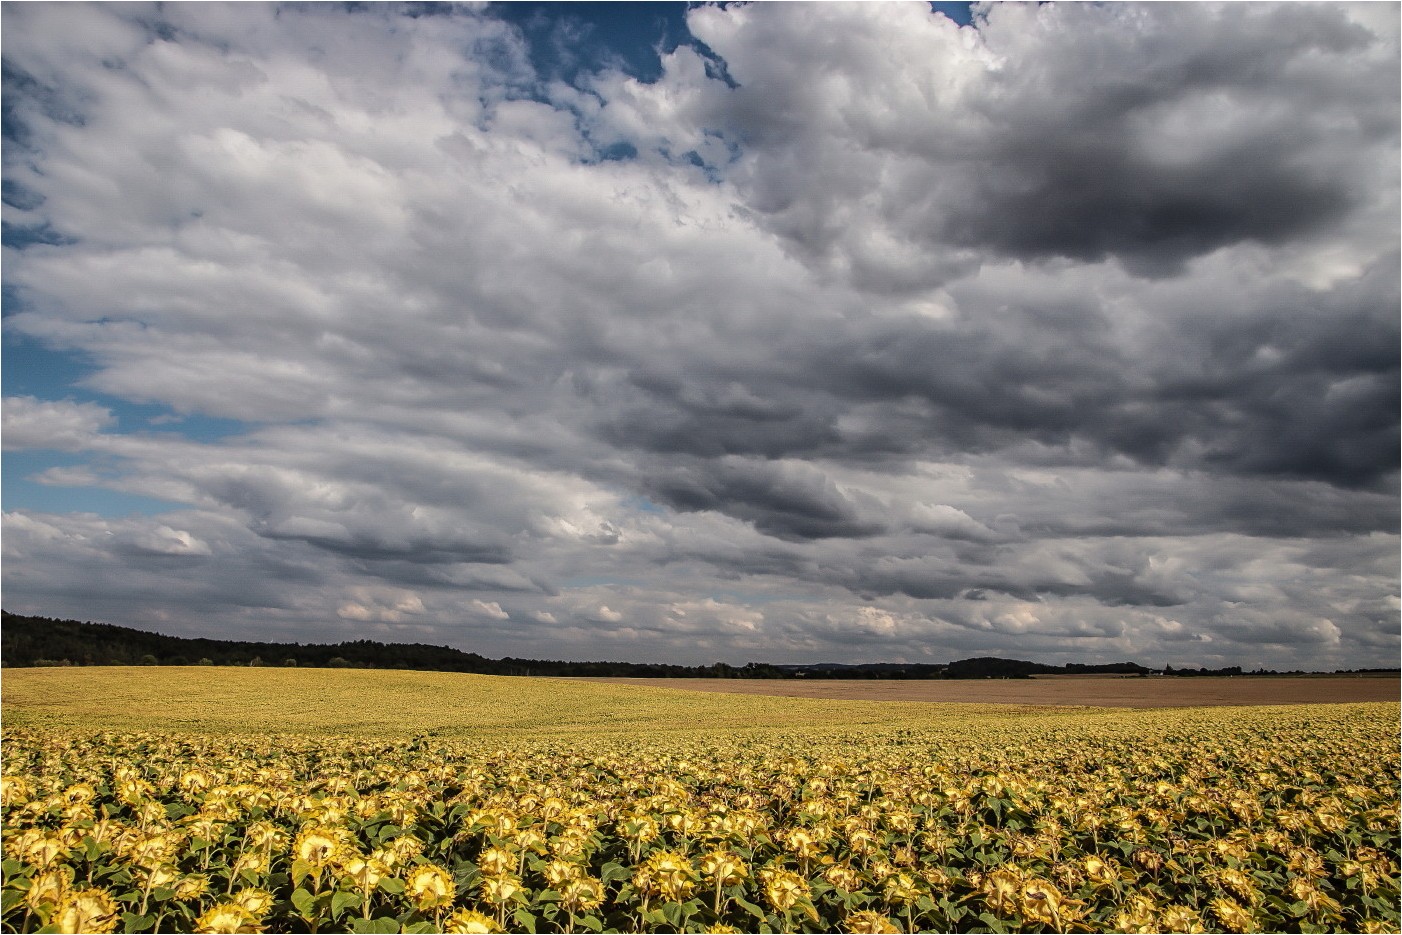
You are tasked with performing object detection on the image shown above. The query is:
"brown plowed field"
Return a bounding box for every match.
[570,675,1399,708]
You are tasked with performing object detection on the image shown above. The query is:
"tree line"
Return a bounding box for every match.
[7,611,1383,678]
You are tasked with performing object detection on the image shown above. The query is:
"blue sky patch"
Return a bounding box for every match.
[491,1,692,85]
[2,451,191,516]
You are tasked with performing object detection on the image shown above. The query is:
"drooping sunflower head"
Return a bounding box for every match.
[405,863,456,910]
[0,774,34,806]
[61,782,96,805]
[231,888,275,918]
[193,903,265,934]
[24,833,68,869]
[244,820,282,850]
[514,828,548,854]
[758,866,808,913]
[1131,847,1165,873]
[782,827,821,859]
[293,828,341,869]
[638,850,697,902]
[25,865,74,915]
[1208,897,1256,934]
[1211,867,1260,904]
[979,868,1021,915]
[338,856,390,891]
[477,845,515,876]
[142,862,182,889]
[53,887,119,935]
[882,872,921,906]
[386,834,425,865]
[231,849,269,877]
[824,862,861,892]
[173,873,210,901]
[443,908,501,934]
[559,876,605,913]
[478,873,522,907]
[843,909,902,934]
[1023,877,1081,926]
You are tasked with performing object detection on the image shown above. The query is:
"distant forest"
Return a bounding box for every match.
[2,612,1392,679]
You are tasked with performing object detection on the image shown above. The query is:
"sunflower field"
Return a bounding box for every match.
[1,674,1397,934]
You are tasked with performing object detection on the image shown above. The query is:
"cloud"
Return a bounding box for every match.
[337,588,427,623]
[111,524,213,558]
[470,600,510,621]
[602,2,1396,283]
[3,397,115,450]
[640,456,884,541]
[0,2,1396,670]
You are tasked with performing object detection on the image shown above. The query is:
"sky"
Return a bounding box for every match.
[2,1,1397,670]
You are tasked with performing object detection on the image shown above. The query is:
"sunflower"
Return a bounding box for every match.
[542,858,580,887]
[1287,877,1343,919]
[405,863,456,911]
[1019,878,1077,929]
[478,872,522,906]
[1111,898,1159,935]
[1209,896,1256,934]
[476,845,515,876]
[637,850,696,903]
[293,827,341,869]
[825,862,862,892]
[173,873,210,900]
[759,865,808,914]
[53,887,119,935]
[25,865,73,916]
[0,774,34,806]
[23,833,68,869]
[979,868,1021,915]
[385,834,425,865]
[1211,867,1259,905]
[231,888,275,918]
[443,908,501,933]
[559,876,604,913]
[193,903,265,934]
[843,909,903,934]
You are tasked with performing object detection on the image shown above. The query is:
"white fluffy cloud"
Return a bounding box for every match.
[1,2,1395,668]
[3,397,115,451]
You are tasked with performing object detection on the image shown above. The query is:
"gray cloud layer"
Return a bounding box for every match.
[3,2,1397,668]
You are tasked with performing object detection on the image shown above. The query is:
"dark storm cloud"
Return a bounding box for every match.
[588,248,1397,496]
[939,5,1384,275]
[752,540,1194,609]
[259,527,514,566]
[595,367,843,459]
[639,456,884,542]
[808,314,1124,453]
[943,140,1351,276]
[653,3,1397,283]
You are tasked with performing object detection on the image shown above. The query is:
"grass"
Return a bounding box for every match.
[0,666,1070,739]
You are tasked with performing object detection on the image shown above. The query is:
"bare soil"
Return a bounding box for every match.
[570,675,1400,708]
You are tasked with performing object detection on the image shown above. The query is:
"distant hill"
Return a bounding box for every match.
[2,610,1326,679]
